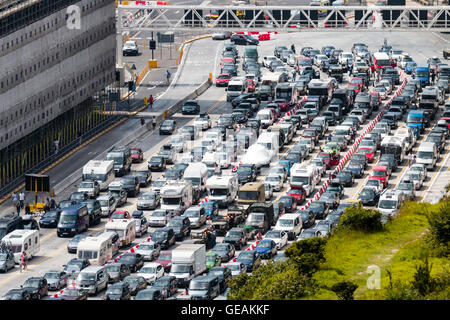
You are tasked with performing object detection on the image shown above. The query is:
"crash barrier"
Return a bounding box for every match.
[298,70,407,210]
[136,66,148,86]
[232,160,243,172]
[198,196,209,206]
[277,96,308,124]
[178,35,212,65]
[52,236,153,298]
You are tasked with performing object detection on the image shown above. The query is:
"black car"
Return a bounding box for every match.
[320,192,340,210]
[123,275,148,296]
[333,203,356,215]
[211,243,235,262]
[181,100,201,115]
[231,93,257,108]
[105,282,131,300]
[39,210,61,228]
[222,228,247,250]
[135,288,163,300]
[63,258,91,279]
[166,216,191,241]
[236,250,261,273]
[351,153,368,170]
[298,210,315,229]
[148,156,166,172]
[21,277,48,300]
[379,154,397,171]
[308,201,329,219]
[152,276,178,298]
[2,288,32,300]
[221,65,238,77]
[231,34,259,45]
[120,176,140,197]
[134,170,152,187]
[69,192,88,203]
[231,110,248,124]
[21,215,39,230]
[358,187,381,206]
[336,170,355,187]
[278,196,296,213]
[236,164,257,184]
[81,199,102,226]
[159,120,177,135]
[208,266,232,293]
[217,115,236,129]
[118,253,144,273]
[151,227,176,249]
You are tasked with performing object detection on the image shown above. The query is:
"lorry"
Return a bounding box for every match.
[237,182,265,210]
[206,174,239,207]
[244,202,274,234]
[160,181,193,216]
[169,244,206,288]
[413,65,430,87]
[407,110,425,136]
[82,160,115,191]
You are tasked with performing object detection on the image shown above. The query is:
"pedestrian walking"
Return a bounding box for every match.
[44,198,50,212]
[20,251,27,272]
[15,202,21,215]
[140,116,145,126]
[148,95,154,108]
[12,192,18,208]
[19,192,25,209]
[50,197,56,210]
[165,70,171,85]
[152,116,156,130]
[348,63,353,75]
[292,69,297,81]
[291,43,296,54]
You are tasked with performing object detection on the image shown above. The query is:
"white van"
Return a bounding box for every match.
[206,174,239,206]
[256,109,275,129]
[227,79,245,101]
[1,229,40,264]
[105,219,136,247]
[274,213,302,240]
[75,266,109,295]
[378,190,404,221]
[416,142,438,169]
[82,160,115,191]
[77,236,111,266]
[290,163,318,196]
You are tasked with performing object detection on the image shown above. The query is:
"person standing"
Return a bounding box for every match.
[50,197,56,210]
[19,192,25,210]
[15,202,21,215]
[292,69,297,81]
[431,71,436,84]
[20,251,27,272]
[148,95,154,108]
[165,70,171,85]
[25,203,31,215]
[12,192,18,208]
[291,43,296,54]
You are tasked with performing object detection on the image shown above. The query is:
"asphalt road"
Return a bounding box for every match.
[0,30,449,299]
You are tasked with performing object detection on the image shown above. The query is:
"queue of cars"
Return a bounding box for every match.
[2,35,448,300]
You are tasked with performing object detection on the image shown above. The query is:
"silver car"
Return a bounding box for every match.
[403,170,424,190]
[148,209,172,227]
[223,262,247,277]
[105,263,131,284]
[43,270,69,291]
[182,207,207,228]
[77,180,100,198]
[265,174,284,192]
[135,243,161,261]
[137,192,160,210]
[397,180,416,200]
[98,195,118,217]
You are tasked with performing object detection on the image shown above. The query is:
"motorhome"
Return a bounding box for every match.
[416,142,438,169]
[380,136,406,165]
[1,229,40,264]
[307,78,334,104]
[290,163,318,196]
[183,163,208,193]
[97,231,120,257]
[206,174,239,206]
[82,160,115,191]
[160,181,193,216]
[275,82,295,105]
[256,131,279,159]
[77,236,111,266]
[104,219,136,247]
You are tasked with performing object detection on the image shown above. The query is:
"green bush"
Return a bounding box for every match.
[339,204,383,233]
[426,201,450,254]
[411,257,435,296]
[285,237,327,261]
[330,280,358,300]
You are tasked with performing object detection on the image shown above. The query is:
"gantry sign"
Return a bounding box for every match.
[117,2,450,32]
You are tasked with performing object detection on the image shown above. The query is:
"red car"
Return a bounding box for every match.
[156,251,172,272]
[109,210,131,221]
[215,74,231,87]
[286,188,306,204]
[247,79,256,92]
[131,148,144,163]
[359,146,376,163]
[318,152,340,169]
[369,165,389,188]
[275,99,289,112]
[220,57,234,69]
[350,77,364,91]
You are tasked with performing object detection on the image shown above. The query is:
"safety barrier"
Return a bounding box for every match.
[136,66,149,85]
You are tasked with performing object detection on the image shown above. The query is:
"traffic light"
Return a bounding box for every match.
[149,40,156,50]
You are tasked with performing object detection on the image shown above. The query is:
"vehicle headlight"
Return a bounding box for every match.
[71,228,76,231]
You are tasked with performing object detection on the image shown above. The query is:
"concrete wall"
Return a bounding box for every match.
[0,0,116,150]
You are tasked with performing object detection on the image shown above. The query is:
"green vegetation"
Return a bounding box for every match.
[228,199,450,300]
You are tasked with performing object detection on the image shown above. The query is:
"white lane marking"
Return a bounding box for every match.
[421,148,450,201]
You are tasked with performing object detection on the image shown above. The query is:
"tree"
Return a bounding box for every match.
[426,201,450,252]
[331,280,358,300]
[340,205,383,232]
[412,257,435,296]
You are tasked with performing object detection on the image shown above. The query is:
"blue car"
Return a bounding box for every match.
[278,160,293,175]
[236,250,262,272]
[405,62,417,74]
[201,201,219,218]
[254,240,277,259]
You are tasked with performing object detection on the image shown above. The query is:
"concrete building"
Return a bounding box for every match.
[0,0,117,191]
